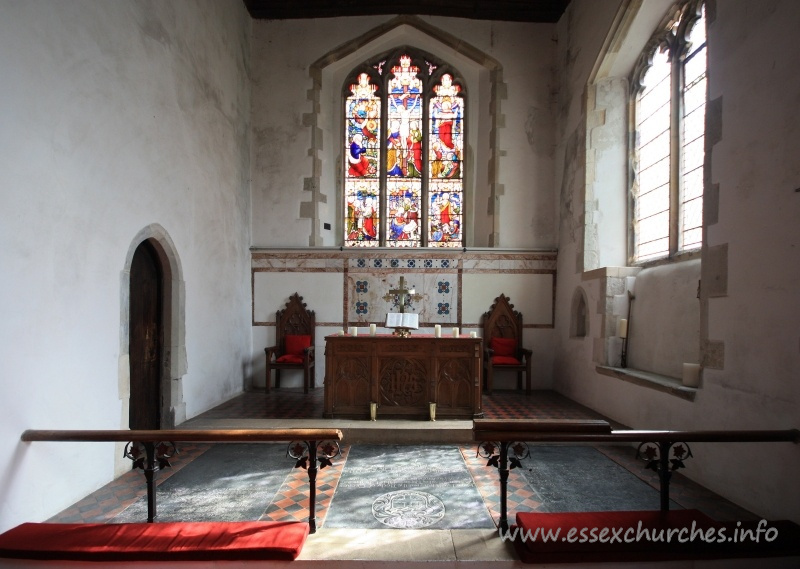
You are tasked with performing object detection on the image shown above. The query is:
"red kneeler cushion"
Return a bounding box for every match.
[490,337,517,357]
[284,334,311,356]
[0,521,309,561]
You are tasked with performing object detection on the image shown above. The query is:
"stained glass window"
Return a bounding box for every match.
[345,72,381,246]
[343,51,465,248]
[428,74,463,247]
[631,0,706,263]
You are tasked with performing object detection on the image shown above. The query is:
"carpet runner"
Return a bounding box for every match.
[324,444,495,529]
[114,443,293,523]
[519,445,678,512]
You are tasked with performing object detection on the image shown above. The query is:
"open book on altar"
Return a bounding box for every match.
[385,312,419,329]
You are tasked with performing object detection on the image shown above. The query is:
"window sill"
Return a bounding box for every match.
[595,366,697,402]
[630,249,701,269]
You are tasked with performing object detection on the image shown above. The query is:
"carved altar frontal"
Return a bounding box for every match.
[324,335,483,419]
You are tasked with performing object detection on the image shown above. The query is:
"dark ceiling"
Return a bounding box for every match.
[243,0,571,23]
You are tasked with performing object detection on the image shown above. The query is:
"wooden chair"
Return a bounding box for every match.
[482,294,532,395]
[264,293,316,394]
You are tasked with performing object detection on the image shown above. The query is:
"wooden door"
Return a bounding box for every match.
[129,241,162,430]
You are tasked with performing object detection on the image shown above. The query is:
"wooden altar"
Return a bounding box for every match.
[323,334,483,419]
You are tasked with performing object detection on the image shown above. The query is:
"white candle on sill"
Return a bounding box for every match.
[469,331,477,338]
[369,324,377,336]
[350,326,358,336]
[452,327,459,338]
[434,325,441,338]
[618,319,628,339]
[682,363,701,387]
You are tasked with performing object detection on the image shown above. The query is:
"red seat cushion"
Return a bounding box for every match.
[490,337,517,357]
[285,334,311,356]
[276,354,304,364]
[0,521,309,561]
[492,355,521,365]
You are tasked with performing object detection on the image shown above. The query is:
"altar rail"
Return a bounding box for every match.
[20,428,343,533]
[473,420,800,531]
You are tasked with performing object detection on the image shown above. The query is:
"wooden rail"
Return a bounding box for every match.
[21,428,343,532]
[473,429,800,444]
[21,429,343,443]
[473,420,799,531]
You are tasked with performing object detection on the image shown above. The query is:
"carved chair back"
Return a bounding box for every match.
[482,293,523,351]
[482,293,531,394]
[276,293,316,354]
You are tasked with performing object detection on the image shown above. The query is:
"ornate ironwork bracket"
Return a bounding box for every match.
[123,441,178,523]
[288,440,341,533]
[477,441,530,532]
[636,441,693,511]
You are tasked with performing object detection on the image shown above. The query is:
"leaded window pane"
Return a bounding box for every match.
[428,73,464,247]
[345,181,381,246]
[386,178,422,246]
[428,180,462,247]
[636,184,670,221]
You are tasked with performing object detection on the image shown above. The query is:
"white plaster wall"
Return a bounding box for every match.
[462,273,553,325]
[250,15,558,249]
[553,0,800,523]
[0,0,252,531]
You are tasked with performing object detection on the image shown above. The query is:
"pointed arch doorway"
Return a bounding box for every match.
[129,240,163,430]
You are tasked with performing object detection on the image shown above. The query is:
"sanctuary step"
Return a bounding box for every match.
[181,388,619,444]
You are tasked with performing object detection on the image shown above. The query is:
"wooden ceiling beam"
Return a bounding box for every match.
[243,0,570,23]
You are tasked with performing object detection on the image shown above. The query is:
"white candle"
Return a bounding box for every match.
[682,363,701,387]
[434,325,441,338]
[469,331,477,338]
[350,326,358,336]
[618,318,628,339]
[452,327,459,338]
[369,323,377,336]
[337,330,345,336]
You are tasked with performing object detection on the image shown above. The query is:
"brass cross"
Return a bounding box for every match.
[383,276,421,313]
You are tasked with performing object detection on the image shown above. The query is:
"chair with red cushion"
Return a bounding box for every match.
[265,293,316,394]
[481,294,532,395]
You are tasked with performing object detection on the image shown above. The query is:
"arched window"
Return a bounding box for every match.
[344,48,465,248]
[631,0,706,263]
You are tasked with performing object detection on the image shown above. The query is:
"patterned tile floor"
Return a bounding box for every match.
[49,389,757,526]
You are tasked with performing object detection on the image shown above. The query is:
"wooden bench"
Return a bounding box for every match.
[0,520,308,562]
